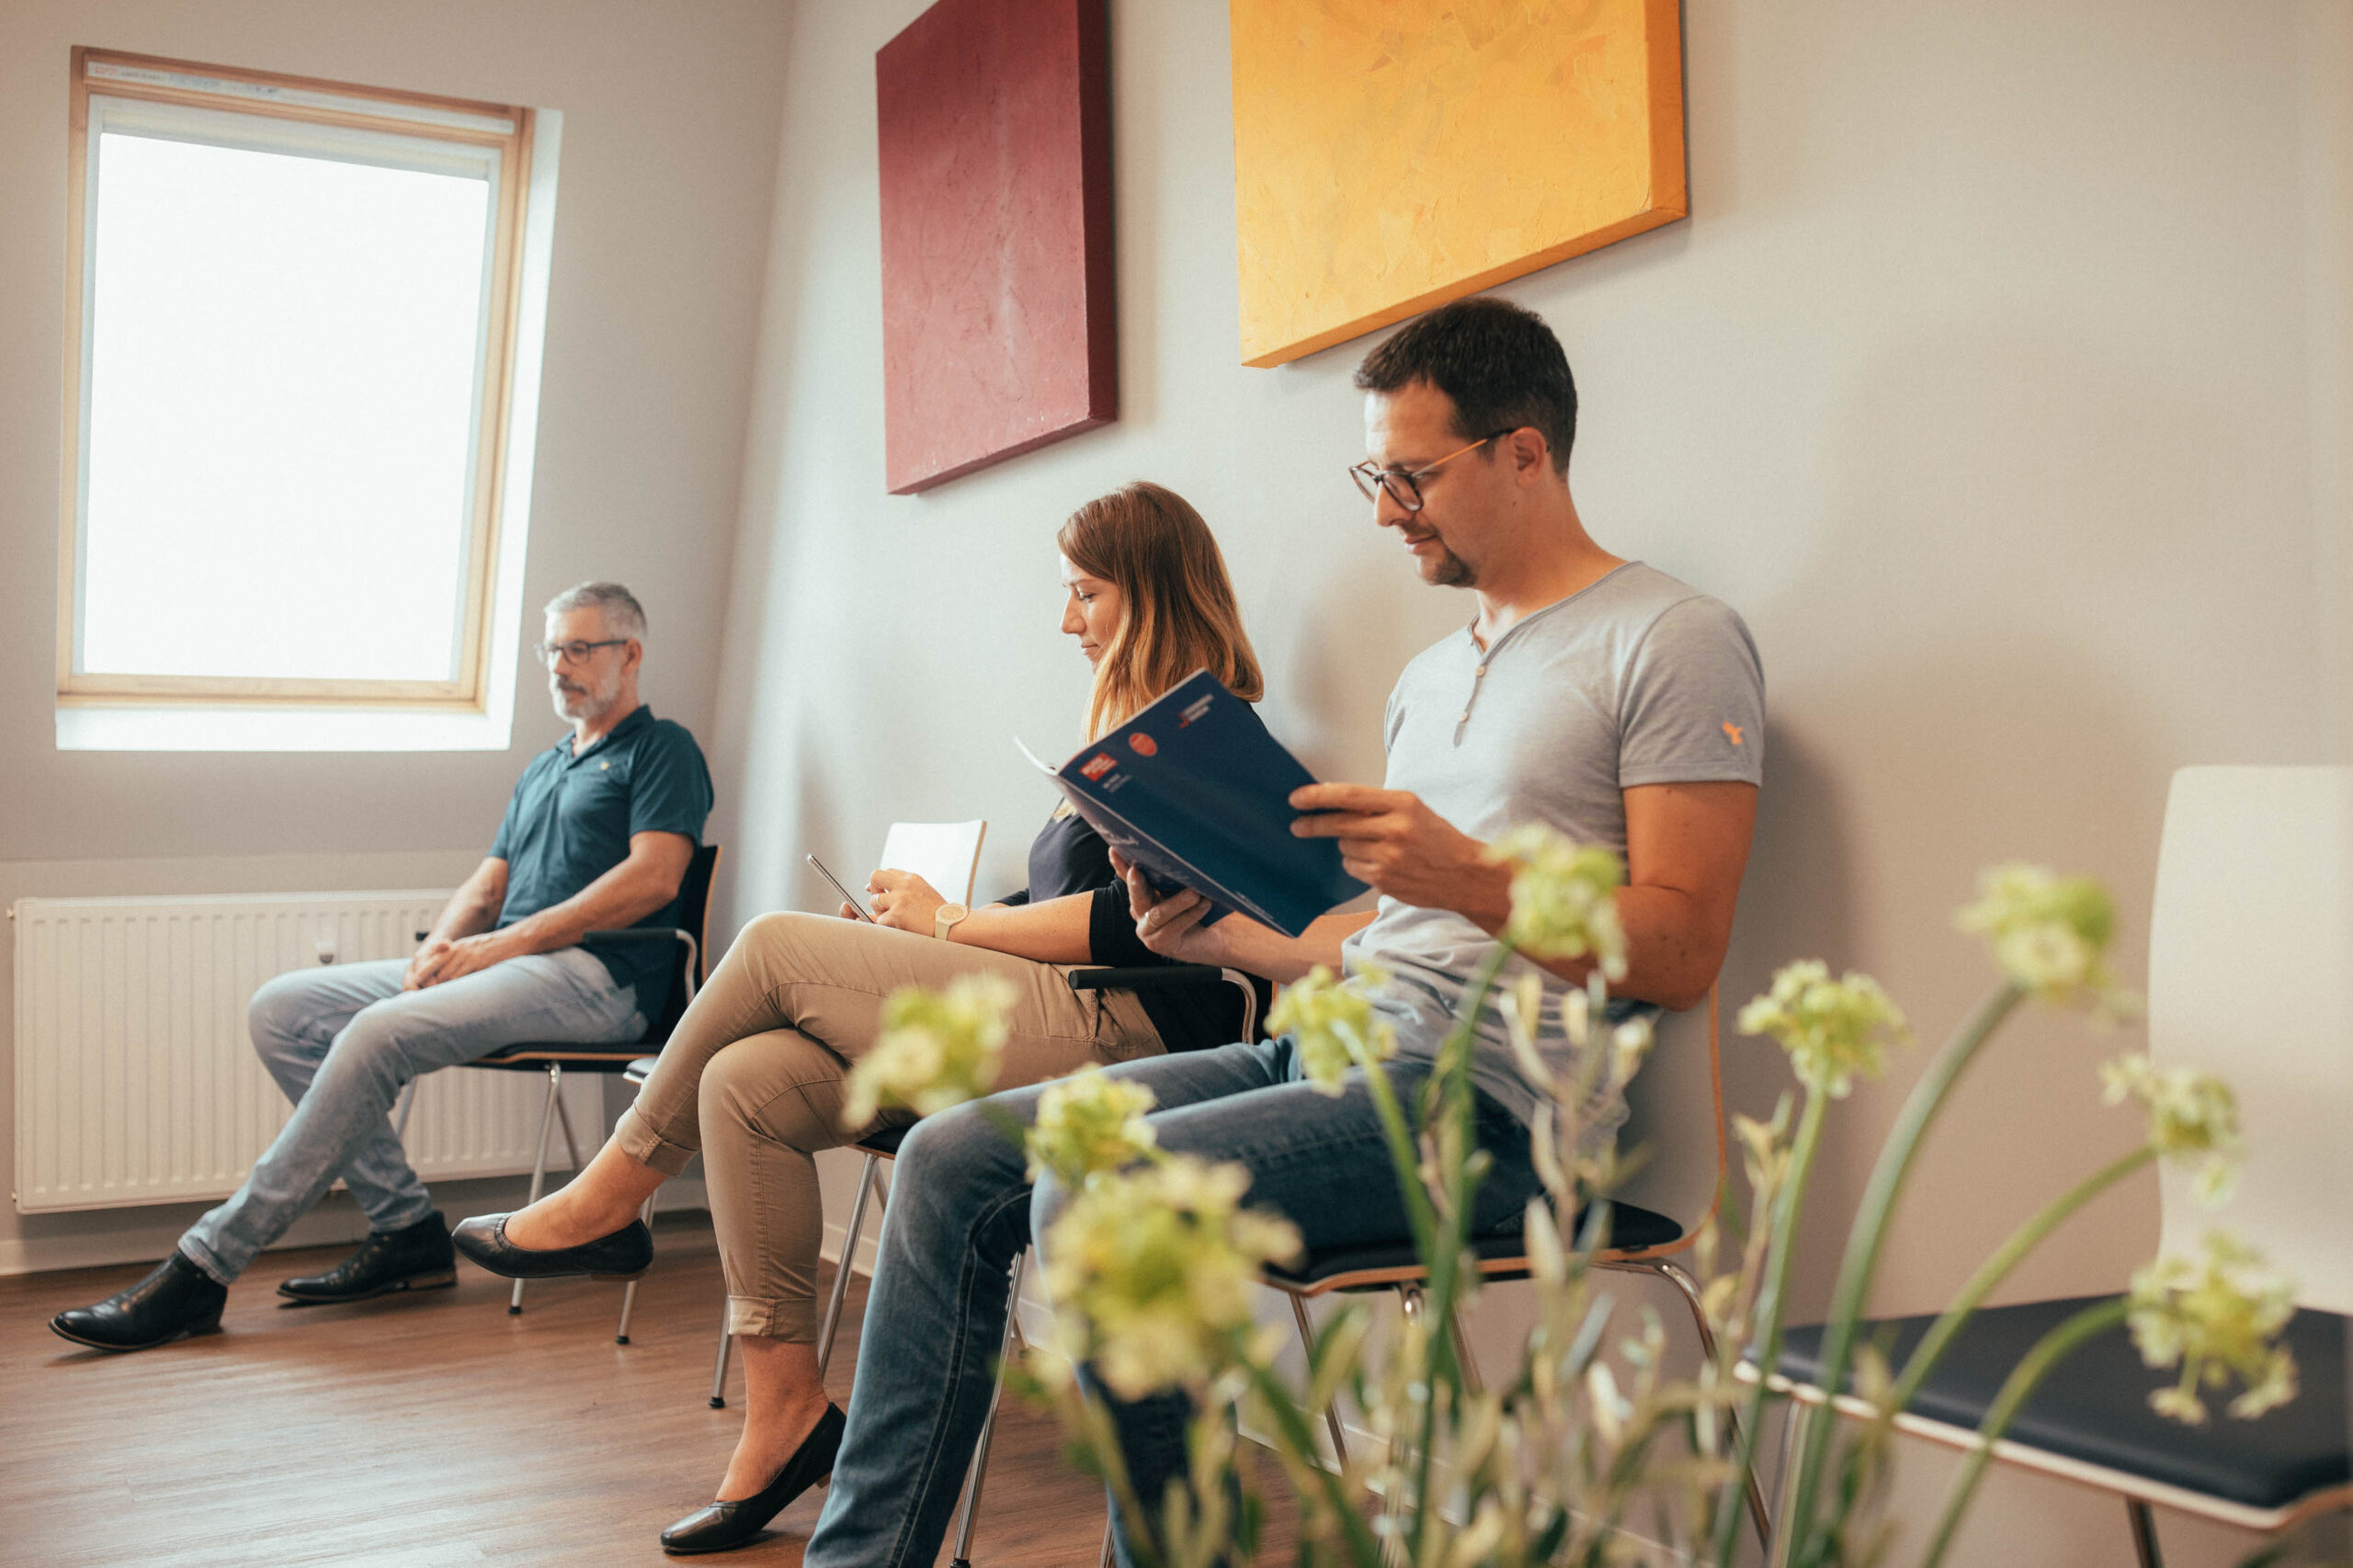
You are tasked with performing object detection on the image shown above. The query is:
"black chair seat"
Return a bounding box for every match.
[1777,1296,2349,1511]
[853,1123,914,1159]
[468,1039,660,1071]
[1264,1201,1685,1291]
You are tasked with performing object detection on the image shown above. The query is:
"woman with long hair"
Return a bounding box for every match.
[455,481,1265,1554]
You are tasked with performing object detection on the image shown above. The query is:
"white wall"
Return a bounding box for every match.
[715,2,2347,1562]
[0,0,792,1268]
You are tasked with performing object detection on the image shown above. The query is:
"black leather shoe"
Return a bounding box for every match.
[450,1212,654,1280]
[51,1252,227,1352]
[660,1403,846,1554]
[278,1211,457,1304]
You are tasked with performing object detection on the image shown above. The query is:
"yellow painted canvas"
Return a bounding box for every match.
[1231,0,1685,367]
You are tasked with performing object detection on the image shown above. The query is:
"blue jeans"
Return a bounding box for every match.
[802,1035,1543,1568]
[179,949,642,1284]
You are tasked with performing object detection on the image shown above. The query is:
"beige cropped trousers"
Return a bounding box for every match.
[611,911,1160,1341]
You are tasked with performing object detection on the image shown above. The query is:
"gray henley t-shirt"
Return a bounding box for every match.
[1338,560,1766,1131]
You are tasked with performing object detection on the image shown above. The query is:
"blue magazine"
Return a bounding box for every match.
[1021,670,1367,938]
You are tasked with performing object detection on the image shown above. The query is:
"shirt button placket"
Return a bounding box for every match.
[1455,661,1487,744]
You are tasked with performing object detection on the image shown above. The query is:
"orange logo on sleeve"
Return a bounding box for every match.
[1722,722,1745,746]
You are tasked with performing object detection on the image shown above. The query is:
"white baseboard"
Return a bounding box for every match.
[0,1172,567,1278]
[0,1204,377,1278]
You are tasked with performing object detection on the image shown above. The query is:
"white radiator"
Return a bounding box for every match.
[12,892,599,1215]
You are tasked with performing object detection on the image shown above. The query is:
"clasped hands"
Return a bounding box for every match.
[404,930,529,990]
[1115,782,1509,961]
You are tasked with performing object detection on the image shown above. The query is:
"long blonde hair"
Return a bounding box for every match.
[1060,482,1263,741]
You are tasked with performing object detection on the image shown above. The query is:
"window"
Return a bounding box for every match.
[59,49,540,718]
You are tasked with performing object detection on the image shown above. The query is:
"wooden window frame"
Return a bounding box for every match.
[58,48,536,710]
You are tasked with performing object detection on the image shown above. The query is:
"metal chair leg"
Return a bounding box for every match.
[552,1066,581,1172]
[510,1063,562,1315]
[392,1081,416,1141]
[1595,1256,1772,1551]
[615,1193,656,1344]
[948,1250,1028,1568]
[2125,1499,2165,1568]
[709,1301,734,1408]
[1288,1291,1348,1468]
[1097,1517,1116,1568]
[815,1153,881,1377]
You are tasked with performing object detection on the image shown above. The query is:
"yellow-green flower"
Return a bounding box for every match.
[2128,1232,2298,1426]
[1266,962,1396,1096]
[1955,864,2132,1012]
[840,972,1013,1128]
[1025,1067,1157,1185]
[1486,825,1627,977]
[1040,1153,1302,1400]
[2100,1054,2243,1206]
[1737,961,1910,1098]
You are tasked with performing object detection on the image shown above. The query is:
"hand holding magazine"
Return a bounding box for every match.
[1018,670,1367,938]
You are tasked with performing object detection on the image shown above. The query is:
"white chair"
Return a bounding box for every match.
[1764,767,2353,1566]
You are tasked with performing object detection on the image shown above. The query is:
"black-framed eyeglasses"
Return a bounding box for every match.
[1348,430,1517,513]
[532,638,630,665]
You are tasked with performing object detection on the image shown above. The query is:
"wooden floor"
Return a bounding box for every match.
[3,1213,1295,1566]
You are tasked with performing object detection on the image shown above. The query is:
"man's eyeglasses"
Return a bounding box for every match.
[1347,429,1517,513]
[532,638,630,665]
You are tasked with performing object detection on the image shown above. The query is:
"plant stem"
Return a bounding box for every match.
[1707,1084,1831,1568]
[1886,1145,2151,1414]
[1358,1056,1438,1266]
[1915,1298,2129,1568]
[1408,942,1513,1565]
[1780,981,2024,1565]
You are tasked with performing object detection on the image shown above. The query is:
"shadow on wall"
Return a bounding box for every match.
[1726,627,2170,1321]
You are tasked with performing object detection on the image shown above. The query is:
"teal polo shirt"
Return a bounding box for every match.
[488,704,714,1024]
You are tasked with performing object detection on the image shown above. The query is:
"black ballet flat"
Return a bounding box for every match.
[660,1403,847,1554]
[449,1213,654,1280]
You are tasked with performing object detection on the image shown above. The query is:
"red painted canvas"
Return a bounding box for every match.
[876,0,1115,494]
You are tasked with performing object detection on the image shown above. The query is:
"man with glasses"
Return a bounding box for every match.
[801,296,1764,1568]
[51,582,712,1351]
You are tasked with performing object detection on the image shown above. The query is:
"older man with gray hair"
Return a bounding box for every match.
[51,582,714,1351]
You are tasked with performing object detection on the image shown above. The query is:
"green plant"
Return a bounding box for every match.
[846,848,2303,1567]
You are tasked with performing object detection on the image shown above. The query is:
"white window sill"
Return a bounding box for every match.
[55,703,516,753]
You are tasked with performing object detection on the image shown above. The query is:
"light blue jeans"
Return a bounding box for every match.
[179,949,642,1285]
[801,1035,1543,1568]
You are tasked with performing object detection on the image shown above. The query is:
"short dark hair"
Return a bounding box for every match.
[1353,296,1577,473]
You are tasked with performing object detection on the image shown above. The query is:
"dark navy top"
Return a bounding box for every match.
[489,705,714,1024]
[1003,807,1269,1051]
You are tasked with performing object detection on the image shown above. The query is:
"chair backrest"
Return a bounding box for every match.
[650,842,722,1032]
[1608,986,1726,1259]
[878,820,988,904]
[2148,767,2353,1312]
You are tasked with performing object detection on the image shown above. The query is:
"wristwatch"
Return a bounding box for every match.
[934,903,971,941]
